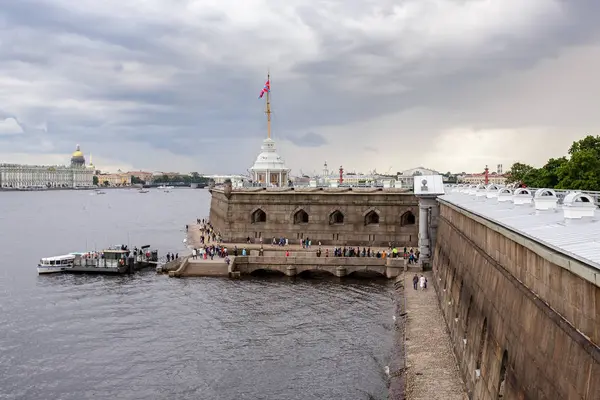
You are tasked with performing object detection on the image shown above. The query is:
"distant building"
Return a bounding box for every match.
[458,173,507,185]
[128,171,154,183]
[0,144,94,189]
[396,166,440,187]
[97,170,132,187]
[205,175,247,185]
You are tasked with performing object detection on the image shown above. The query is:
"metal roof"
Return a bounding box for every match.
[439,188,600,272]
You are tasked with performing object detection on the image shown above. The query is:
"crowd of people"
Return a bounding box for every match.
[185,219,422,264]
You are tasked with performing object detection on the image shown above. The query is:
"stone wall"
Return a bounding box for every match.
[432,201,599,399]
[209,187,419,247]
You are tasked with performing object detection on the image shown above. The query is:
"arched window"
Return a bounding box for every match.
[364,210,379,225]
[293,209,309,224]
[251,208,266,223]
[400,211,416,226]
[329,210,344,225]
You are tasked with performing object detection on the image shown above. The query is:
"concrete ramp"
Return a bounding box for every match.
[169,257,230,277]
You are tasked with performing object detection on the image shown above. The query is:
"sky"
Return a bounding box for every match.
[1,0,600,175]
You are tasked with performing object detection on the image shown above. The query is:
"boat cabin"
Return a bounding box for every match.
[39,254,75,267]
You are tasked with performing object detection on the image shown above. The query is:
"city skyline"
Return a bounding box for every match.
[1,1,599,174]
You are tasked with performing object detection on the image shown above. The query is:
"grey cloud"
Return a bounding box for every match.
[286,132,328,148]
[1,1,600,172]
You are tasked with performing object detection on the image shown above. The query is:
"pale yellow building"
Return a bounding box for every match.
[97,170,132,187]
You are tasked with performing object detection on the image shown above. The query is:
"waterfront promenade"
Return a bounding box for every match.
[404,271,467,399]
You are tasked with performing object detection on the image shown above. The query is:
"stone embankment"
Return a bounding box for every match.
[403,271,468,400]
[171,222,408,278]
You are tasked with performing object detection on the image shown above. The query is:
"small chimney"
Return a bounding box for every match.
[512,188,533,206]
[497,188,513,203]
[563,192,596,220]
[533,189,558,212]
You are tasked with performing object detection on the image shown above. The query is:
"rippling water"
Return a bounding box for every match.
[0,189,394,400]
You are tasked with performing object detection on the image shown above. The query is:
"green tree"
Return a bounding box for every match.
[505,162,538,185]
[131,176,145,184]
[93,175,99,186]
[556,149,600,191]
[536,157,567,188]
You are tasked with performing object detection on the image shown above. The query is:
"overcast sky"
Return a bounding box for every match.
[1,0,599,175]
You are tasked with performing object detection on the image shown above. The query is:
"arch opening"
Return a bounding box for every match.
[400,211,416,226]
[347,270,386,279]
[297,269,336,279]
[476,318,488,371]
[251,208,266,223]
[456,280,464,319]
[293,209,309,224]
[329,210,344,225]
[464,295,473,340]
[364,210,380,225]
[250,268,286,277]
[498,350,508,399]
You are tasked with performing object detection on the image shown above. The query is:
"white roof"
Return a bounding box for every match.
[439,191,600,274]
[414,175,445,195]
[42,254,76,261]
[249,138,290,173]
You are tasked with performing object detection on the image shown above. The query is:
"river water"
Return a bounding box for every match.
[0,189,394,400]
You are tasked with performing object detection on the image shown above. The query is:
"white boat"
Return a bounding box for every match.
[95,189,106,195]
[37,254,76,274]
[138,189,150,193]
[157,185,174,191]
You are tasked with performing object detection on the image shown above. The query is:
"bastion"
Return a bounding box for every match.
[208,185,420,247]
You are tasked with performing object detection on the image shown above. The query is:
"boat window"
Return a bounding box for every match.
[50,260,55,265]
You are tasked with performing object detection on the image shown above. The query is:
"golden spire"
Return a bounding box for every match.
[265,71,271,139]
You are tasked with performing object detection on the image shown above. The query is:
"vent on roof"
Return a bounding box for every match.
[475,184,487,198]
[467,185,478,195]
[486,184,500,199]
[563,192,596,220]
[533,188,558,211]
[512,188,533,206]
[497,188,513,202]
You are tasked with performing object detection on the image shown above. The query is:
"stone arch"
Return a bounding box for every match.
[497,350,509,398]
[293,208,309,224]
[329,209,345,224]
[347,270,387,278]
[297,269,336,278]
[251,208,267,223]
[364,209,380,225]
[250,268,286,277]
[476,317,488,371]
[400,211,416,226]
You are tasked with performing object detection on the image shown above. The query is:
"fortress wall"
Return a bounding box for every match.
[209,189,420,247]
[432,201,599,400]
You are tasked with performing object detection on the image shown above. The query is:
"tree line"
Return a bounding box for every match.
[506,135,600,191]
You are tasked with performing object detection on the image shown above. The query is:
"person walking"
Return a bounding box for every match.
[412,274,419,290]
